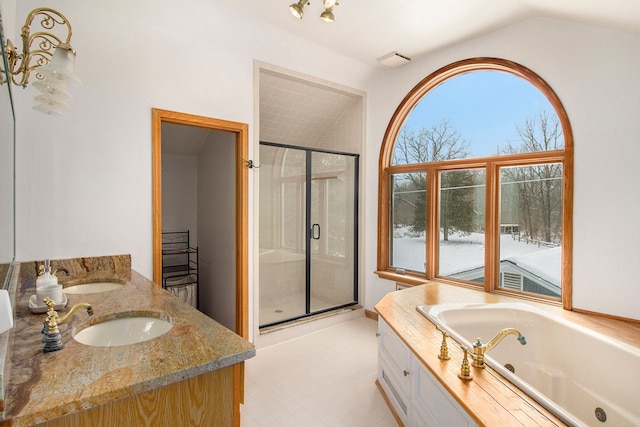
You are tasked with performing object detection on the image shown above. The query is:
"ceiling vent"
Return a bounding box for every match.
[377,51,411,67]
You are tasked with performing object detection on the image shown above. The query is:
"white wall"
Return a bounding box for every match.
[197,132,236,331]
[364,18,640,320]
[9,0,639,322]
[162,154,198,238]
[11,0,371,279]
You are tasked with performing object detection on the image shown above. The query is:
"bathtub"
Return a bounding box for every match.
[417,303,640,427]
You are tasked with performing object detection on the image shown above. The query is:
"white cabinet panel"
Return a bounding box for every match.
[378,318,477,427]
[378,318,410,425]
[412,361,475,427]
[378,318,410,377]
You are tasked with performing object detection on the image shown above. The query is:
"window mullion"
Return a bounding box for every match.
[426,166,439,279]
[484,162,499,292]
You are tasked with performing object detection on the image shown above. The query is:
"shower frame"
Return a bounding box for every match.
[259,141,360,328]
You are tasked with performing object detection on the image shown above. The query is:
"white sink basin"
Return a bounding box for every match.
[73,312,173,347]
[63,282,123,294]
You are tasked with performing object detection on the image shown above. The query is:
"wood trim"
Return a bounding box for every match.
[384,150,566,174]
[572,307,640,324]
[235,124,250,340]
[151,108,249,338]
[151,108,250,422]
[375,379,405,427]
[376,162,389,271]
[561,145,574,311]
[151,109,163,286]
[484,161,498,292]
[375,270,430,286]
[376,57,574,311]
[426,166,438,280]
[365,309,379,321]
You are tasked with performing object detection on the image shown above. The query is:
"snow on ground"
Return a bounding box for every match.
[392,228,559,282]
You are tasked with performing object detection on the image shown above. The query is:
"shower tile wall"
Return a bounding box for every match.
[259,70,363,154]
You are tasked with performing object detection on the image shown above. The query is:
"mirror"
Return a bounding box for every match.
[0,12,16,289]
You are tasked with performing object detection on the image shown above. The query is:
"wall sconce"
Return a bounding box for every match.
[0,8,79,114]
[289,0,340,22]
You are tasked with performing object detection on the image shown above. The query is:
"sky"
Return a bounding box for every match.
[402,71,555,158]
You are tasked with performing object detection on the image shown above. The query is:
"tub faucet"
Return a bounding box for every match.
[471,328,526,369]
[41,297,93,353]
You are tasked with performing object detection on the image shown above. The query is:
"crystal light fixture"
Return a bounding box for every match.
[0,8,79,114]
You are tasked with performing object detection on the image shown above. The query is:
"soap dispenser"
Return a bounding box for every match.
[33,259,64,310]
[36,259,58,289]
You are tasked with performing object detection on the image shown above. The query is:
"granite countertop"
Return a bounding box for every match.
[1,256,255,426]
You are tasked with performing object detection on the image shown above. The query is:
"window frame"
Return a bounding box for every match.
[376,58,574,309]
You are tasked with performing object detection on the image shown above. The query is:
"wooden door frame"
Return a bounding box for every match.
[151,108,249,340]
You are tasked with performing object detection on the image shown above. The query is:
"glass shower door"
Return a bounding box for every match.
[259,145,307,326]
[259,142,358,328]
[309,152,357,312]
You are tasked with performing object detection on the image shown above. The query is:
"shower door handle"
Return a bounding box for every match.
[311,224,321,240]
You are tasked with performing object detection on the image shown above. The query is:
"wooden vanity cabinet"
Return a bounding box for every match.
[39,365,237,427]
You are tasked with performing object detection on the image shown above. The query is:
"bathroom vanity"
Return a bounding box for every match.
[0,255,255,426]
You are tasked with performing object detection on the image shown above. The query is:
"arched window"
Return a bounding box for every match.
[377,58,573,308]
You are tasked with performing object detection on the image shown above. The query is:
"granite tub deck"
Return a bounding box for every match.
[1,256,255,426]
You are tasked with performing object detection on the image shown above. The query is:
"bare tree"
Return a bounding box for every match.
[392,120,472,237]
[393,119,469,165]
[500,111,563,244]
[508,110,563,152]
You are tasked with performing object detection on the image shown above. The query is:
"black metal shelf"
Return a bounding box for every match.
[162,231,198,308]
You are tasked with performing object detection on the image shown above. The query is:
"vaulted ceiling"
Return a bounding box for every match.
[218,0,638,67]
[259,71,360,147]
[166,1,638,155]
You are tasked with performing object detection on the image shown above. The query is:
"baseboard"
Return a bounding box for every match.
[375,379,404,427]
[365,309,378,321]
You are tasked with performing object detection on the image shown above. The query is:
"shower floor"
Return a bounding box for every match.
[259,290,348,327]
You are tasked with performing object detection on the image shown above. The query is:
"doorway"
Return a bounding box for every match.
[151,108,249,339]
[259,142,359,328]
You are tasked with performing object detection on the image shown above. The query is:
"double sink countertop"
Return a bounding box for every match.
[0,255,255,426]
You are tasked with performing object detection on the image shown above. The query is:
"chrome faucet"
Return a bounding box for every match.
[41,297,93,353]
[470,328,526,369]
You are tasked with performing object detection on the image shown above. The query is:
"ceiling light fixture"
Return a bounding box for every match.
[320,7,335,23]
[289,0,309,19]
[0,8,79,114]
[289,0,340,22]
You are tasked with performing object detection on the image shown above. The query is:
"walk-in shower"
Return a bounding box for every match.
[259,142,359,327]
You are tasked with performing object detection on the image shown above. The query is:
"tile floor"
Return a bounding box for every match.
[241,316,397,427]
